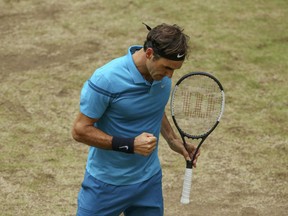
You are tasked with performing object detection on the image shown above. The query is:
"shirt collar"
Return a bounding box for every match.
[126,46,162,86]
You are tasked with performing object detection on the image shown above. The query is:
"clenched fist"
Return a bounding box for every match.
[134,132,157,156]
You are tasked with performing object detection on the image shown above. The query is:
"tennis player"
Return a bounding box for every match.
[72,23,200,216]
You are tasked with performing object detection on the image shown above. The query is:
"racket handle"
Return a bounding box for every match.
[180,163,193,204]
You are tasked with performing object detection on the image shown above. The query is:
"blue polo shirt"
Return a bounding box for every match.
[79,46,171,185]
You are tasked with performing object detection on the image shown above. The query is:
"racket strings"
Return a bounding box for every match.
[172,75,223,137]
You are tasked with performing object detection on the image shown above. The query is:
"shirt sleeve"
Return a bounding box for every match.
[80,74,112,119]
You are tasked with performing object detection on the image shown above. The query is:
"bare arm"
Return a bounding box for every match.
[72,112,112,149]
[160,112,200,167]
[161,112,189,159]
[72,112,157,156]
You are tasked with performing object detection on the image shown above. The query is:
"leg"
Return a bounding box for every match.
[76,171,124,216]
[124,171,163,216]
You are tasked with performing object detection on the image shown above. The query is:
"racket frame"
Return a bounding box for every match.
[170,72,225,204]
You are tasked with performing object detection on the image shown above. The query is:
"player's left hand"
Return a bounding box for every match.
[185,142,200,168]
[169,138,200,168]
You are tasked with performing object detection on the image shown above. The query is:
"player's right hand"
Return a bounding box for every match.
[134,132,157,156]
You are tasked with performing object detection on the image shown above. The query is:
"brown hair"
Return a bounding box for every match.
[143,23,190,61]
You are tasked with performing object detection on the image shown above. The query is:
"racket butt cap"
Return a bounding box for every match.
[180,197,190,204]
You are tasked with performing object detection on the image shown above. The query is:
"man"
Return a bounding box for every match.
[72,23,200,216]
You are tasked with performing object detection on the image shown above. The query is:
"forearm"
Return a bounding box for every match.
[72,113,157,156]
[160,113,180,150]
[72,114,112,149]
[161,112,194,162]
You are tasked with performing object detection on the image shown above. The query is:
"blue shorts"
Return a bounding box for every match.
[77,170,163,216]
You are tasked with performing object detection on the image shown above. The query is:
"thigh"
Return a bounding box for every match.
[76,171,124,216]
[124,171,163,216]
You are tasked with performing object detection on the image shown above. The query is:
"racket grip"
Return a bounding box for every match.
[180,164,193,204]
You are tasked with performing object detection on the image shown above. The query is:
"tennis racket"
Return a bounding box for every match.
[170,72,225,204]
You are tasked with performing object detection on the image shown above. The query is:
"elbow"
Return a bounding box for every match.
[72,124,82,142]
